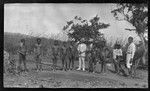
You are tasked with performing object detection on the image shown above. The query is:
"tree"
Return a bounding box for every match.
[111,3,148,64]
[63,15,110,46]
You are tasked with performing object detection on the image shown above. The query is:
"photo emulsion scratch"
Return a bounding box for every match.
[4,3,148,88]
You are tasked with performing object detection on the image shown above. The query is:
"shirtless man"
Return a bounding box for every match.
[51,40,59,71]
[59,42,67,71]
[17,39,28,73]
[68,41,76,70]
[34,38,42,71]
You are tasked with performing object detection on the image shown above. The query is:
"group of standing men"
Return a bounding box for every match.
[75,36,137,76]
[17,38,78,73]
[17,38,43,73]
[16,36,136,77]
[51,40,77,71]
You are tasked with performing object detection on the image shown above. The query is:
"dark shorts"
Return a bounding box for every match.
[19,54,26,61]
[35,54,40,58]
[35,55,41,63]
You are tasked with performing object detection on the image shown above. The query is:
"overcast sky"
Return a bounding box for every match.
[4,3,140,43]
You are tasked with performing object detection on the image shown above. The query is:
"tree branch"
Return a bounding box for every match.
[125,28,136,31]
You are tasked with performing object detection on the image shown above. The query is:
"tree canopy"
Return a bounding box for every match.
[111,3,148,34]
[63,15,110,45]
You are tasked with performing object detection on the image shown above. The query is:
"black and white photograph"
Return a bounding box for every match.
[3,3,148,88]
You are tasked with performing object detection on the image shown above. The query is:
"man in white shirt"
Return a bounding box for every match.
[77,42,87,71]
[126,36,136,75]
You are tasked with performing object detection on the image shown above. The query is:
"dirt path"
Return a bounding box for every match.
[4,68,148,88]
[4,57,148,88]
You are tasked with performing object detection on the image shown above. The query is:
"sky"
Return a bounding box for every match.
[4,3,140,43]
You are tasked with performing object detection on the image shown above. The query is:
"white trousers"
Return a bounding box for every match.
[126,54,132,69]
[78,56,85,70]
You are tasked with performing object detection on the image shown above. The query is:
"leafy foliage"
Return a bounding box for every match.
[111,3,148,34]
[63,15,110,44]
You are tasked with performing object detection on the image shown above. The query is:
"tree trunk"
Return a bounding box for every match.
[138,33,147,65]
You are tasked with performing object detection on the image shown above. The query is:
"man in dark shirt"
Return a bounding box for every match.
[17,39,28,73]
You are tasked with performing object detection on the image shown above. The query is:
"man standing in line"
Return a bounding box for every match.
[99,40,109,74]
[86,43,94,73]
[59,42,67,71]
[34,38,42,72]
[17,39,28,73]
[68,41,76,70]
[4,50,10,73]
[126,36,136,76]
[64,42,71,71]
[77,40,87,71]
[113,43,124,74]
[51,40,59,71]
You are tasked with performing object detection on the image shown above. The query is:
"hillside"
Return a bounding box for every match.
[4,32,62,54]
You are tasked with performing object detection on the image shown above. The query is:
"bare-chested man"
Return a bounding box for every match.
[17,39,28,73]
[59,42,67,71]
[34,38,42,71]
[68,41,76,70]
[51,40,59,71]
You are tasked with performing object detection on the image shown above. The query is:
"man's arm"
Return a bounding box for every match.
[25,45,28,53]
[33,45,37,53]
[119,49,123,56]
[131,44,136,59]
[113,50,116,59]
[17,46,22,54]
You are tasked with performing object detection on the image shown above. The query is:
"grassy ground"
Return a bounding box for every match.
[4,55,148,88]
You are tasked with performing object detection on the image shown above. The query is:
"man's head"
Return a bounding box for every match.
[114,43,121,49]
[67,40,71,45]
[128,36,133,44]
[104,47,110,56]
[36,38,41,44]
[20,39,25,44]
[100,40,106,48]
[70,41,75,46]
[63,42,66,47]
[54,40,58,46]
